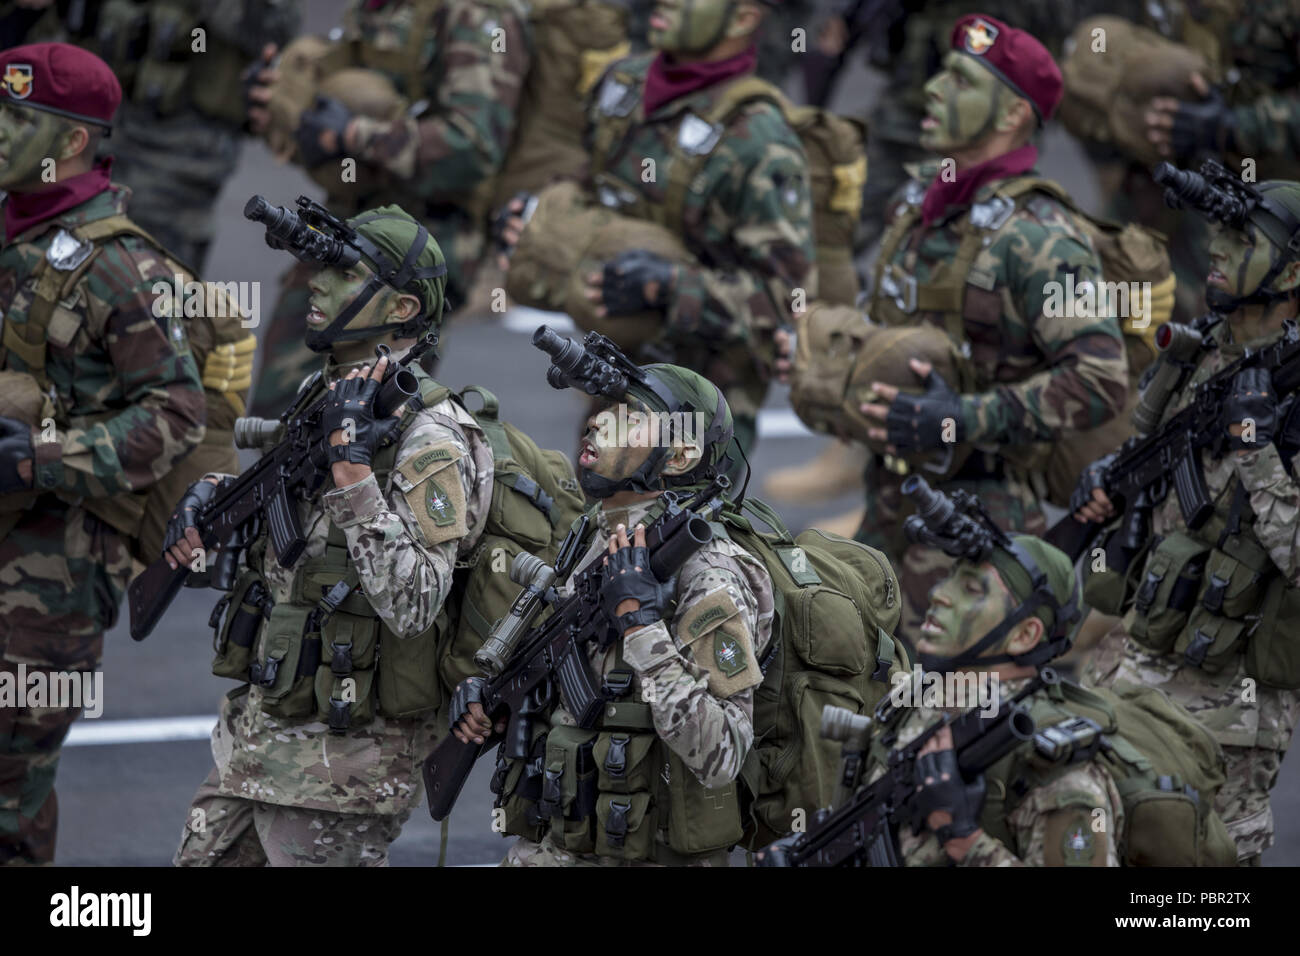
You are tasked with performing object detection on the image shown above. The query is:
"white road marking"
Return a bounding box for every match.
[65,715,216,747]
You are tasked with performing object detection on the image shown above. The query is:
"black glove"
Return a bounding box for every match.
[448,676,488,731]
[885,369,966,452]
[0,415,33,494]
[601,539,672,632]
[162,477,228,554]
[297,94,353,167]
[491,191,535,256]
[321,374,403,467]
[1069,451,1118,517]
[601,250,675,316]
[911,748,986,845]
[1170,87,1238,159]
[1223,367,1277,452]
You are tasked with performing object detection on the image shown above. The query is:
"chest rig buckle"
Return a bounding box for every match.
[879,265,918,313]
[677,113,723,156]
[598,76,637,117]
[969,195,1016,231]
[46,229,95,272]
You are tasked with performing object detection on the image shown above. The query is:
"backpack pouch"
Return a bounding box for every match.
[1128,532,1210,652]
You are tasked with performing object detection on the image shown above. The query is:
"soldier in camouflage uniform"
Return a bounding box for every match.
[1079,178,1300,865]
[501,0,816,452]
[168,205,495,866]
[245,0,531,420]
[862,530,1127,866]
[451,363,775,866]
[857,15,1128,648]
[0,43,206,864]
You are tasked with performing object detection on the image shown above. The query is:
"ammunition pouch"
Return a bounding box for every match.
[1244,576,1300,689]
[211,568,271,681]
[1081,529,1153,616]
[1128,532,1210,653]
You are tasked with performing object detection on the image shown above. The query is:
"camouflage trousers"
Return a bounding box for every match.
[0,502,123,865]
[174,767,410,867]
[1085,622,1300,862]
[855,455,1047,648]
[108,103,243,274]
[502,834,729,867]
[0,661,85,866]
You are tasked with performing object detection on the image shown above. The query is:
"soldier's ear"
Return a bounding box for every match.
[1273,257,1300,293]
[55,122,92,164]
[726,1,764,39]
[388,291,422,322]
[1004,615,1044,656]
[995,96,1034,139]
[660,436,702,477]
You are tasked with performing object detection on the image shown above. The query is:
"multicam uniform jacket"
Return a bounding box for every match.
[504,497,775,865]
[862,169,1128,640]
[1087,324,1300,860]
[0,185,205,666]
[584,51,817,428]
[871,675,1125,867]
[208,364,495,816]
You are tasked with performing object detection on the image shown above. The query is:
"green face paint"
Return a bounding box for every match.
[920,52,1003,152]
[647,0,736,55]
[0,102,65,190]
[916,561,1016,659]
[578,395,657,484]
[304,260,391,341]
[1206,221,1279,303]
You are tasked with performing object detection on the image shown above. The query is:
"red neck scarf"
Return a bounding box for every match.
[920,144,1038,227]
[642,45,757,117]
[5,159,114,241]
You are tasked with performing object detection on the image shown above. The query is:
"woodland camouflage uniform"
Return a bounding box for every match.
[0,183,206,864]
[584,50,817,448]
[863,161,1128,645]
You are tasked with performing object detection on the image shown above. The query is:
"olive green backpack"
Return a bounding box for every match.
[419,379,587,694]
[716,498,909,849]
[991,679,1238,866]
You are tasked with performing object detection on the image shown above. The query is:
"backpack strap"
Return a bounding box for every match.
[661,75,787,239]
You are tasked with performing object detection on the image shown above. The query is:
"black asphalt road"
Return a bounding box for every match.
[49,0,1300,866]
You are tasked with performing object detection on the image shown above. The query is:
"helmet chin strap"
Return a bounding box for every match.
[579,385,733,499]
[305,218,447,354]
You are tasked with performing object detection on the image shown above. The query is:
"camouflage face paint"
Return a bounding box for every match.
[578,395,655,485]
[916,561,1016,659]
[648,0,736,54]
[304,260,391,340]
[920,52,1003,152]
[0,102,64,190]
[1207,221,1278,302]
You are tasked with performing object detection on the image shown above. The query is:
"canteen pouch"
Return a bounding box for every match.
[594,732,657,793]
[252,604,315,718]
[375,608,445,718]
[596,791,656,860]
[542,726,599,854]
[1176,609,1247,674]
[1121,780,1201,866]
[1128,533,1209,653]
[1245,577,1300,689]
[211,569,271,681]
[1082,531,1153,616]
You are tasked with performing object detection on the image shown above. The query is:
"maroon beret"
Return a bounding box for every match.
[949,14,1063,123]
[0,42,121,132]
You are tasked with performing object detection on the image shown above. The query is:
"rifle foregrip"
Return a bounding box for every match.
[127,558,189,641]
[423,734,486,821]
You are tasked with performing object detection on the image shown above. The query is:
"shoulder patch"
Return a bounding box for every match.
[675,587,762,698]
[395,440,468,546]
[1042,808,1108,867]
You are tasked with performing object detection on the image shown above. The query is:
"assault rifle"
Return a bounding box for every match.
[126,340,428,641]
[422,474,731,821]
[756,670,1048,867]
[1045,319,1300,563]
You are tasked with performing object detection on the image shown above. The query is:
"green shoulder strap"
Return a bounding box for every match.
[455,384,510,459]
[588,61,646,186]
[662,75,788,238]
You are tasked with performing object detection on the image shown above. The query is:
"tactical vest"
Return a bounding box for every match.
[78,0,252,124]
[211,365,585,731]
[869,678,1238,865]
[0,214,254,559]
[870,174,1171,502]
[589,64,867,307]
